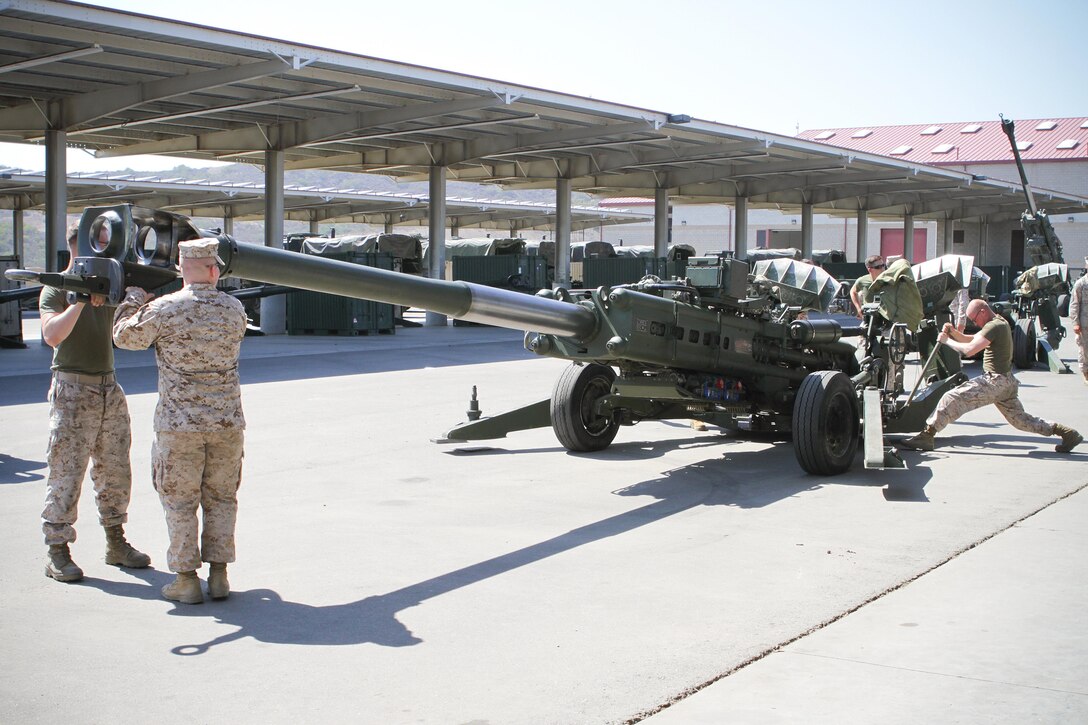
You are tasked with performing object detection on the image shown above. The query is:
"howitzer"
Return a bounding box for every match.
[998,115,1071,372]
[6,204,967,475]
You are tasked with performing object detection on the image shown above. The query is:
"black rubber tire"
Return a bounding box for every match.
[1013,318,1036,370]
[793,370,860,476]
[1057,294,1070,318]
[551,363,619,452]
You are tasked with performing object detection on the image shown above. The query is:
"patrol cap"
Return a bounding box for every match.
[178,239,224,265]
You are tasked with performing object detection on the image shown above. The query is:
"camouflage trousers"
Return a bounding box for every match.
[928,371,1054,436]
[152,429,244,572]
[42,378,132,545]
[1076,332,1087,376]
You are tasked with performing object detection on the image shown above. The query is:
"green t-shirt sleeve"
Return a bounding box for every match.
[39,285,68,315]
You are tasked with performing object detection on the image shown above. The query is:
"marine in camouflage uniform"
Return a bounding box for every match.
[39,225,150,583]
[901,298,1082,454]
[1070,265,1088,384]
[114,238,248,604]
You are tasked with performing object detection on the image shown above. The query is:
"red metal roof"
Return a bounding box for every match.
[797,117,1088,165]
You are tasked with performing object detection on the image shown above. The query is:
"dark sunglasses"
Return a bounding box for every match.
[868,263,886,270]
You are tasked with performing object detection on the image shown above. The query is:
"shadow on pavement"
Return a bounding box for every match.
[69,442,933,657]
[0,453,46,484]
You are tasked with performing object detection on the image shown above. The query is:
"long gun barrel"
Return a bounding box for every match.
[999,114,1064,265]
[218,238,597,340]
[999,114,1038,216]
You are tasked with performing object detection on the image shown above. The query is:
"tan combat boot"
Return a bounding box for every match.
[45,543,84,582]
[162,571,204,604]
[1054,424,1083,454]
[208,563,230,600]
[104,524,151,568]
[900,425,937,451]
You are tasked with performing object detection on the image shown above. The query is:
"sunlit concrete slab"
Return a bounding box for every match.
[1,316,1084,724]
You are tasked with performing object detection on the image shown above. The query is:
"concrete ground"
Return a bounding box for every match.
[0,313,1085,724]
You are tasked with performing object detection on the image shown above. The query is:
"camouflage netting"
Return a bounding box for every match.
[302,233,422,259]
[868,258,923,330]
[1015,263,1070,295]
[744,248,801,263]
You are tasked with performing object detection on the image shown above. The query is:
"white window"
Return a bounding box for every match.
[960,124,983,133]
[1034,121,1058,131]
[890,145,913,155]
[1057,139,1080,150]
[932,144,955,154]
[1016,141,1033,151]
[814,131,835,140]
[921,126,942,135]
[852,129,873,138]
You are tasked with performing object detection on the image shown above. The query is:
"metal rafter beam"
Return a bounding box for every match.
[96,93,505,158]
[0,44,103,75]
[285,119,664,171]
[62,85,362,138]
[0,56,294,131]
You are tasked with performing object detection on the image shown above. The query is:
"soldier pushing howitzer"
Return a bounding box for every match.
[901,298,1082,454]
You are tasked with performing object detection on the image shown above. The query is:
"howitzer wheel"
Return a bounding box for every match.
[793,370,860,475]
[1013,318,1036,370]
[551,363,619,452]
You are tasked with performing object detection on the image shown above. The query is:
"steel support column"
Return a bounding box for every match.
[555,178,572,288]
[45,130,66,271]
[856,209,868,262]
[12,209,24,262]
[942,217,954,256]
[903,212,915,262]
[654,188,669,258]
[223,214,234,237]
[426,165,447,326]
[261,148,286,334]
[734,197,748,256]
[801,203,813,259]
[384,217,394,234]
[309,216,320,236]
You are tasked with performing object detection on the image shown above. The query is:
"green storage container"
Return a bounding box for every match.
[287,252,395,335]
[451,255,548,292]
[583,257,666,288]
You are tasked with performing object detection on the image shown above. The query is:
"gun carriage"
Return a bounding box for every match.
[7,204,970,475]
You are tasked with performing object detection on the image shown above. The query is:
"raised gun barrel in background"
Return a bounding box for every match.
[999,114,1065,266]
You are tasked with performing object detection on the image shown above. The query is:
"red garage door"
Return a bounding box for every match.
[879,228,927,264]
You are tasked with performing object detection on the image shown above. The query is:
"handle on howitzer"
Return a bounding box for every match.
[904,339,945,408]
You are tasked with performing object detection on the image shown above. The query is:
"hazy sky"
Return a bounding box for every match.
[2,0,1086,172]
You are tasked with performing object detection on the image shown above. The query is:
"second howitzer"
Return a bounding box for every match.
[8,204,968,475]
[998,114,1072,372]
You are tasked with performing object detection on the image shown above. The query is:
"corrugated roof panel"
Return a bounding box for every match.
[798,117,1088,164]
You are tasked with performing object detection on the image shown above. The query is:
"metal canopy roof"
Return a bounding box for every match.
[2,0,1087,224]
[0,168,650,232]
